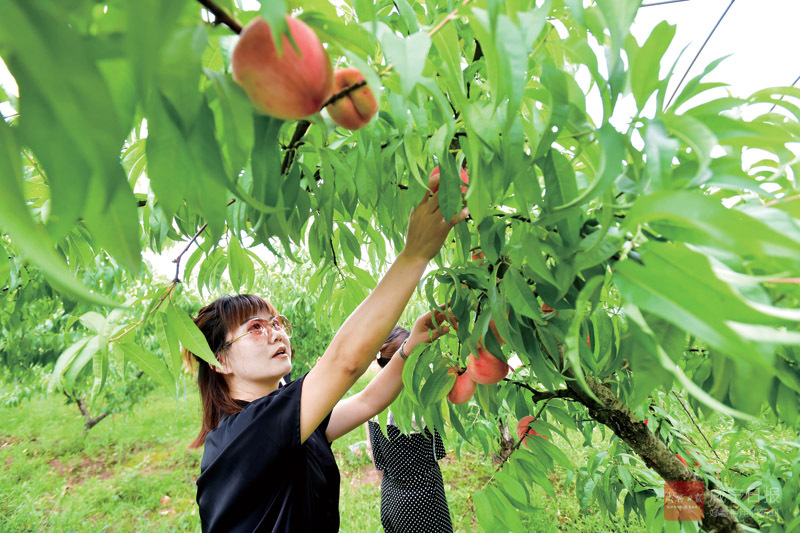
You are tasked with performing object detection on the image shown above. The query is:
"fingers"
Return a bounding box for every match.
[449,206,470,226]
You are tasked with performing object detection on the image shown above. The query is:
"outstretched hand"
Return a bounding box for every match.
[406,308,455,351]
[402,170,469,262]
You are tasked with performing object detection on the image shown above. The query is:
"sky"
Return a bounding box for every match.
[633,0,800,101]
[1,0,798,279]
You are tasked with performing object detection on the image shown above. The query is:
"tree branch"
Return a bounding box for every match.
[563,366,744,532]
[171,199,236,283]
[505,380,573,403]
[63,391,110,432]
[196,0,243,34]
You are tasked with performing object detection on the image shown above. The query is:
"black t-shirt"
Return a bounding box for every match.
[196,374,340,532]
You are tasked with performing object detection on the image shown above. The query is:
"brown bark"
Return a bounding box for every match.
[563,372,744,532]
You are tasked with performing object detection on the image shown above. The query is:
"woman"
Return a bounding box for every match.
[184,177,466,532]
[367,327,453,533]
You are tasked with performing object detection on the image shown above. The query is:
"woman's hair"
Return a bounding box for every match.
[183,294,279,448]
[376,326,410,368]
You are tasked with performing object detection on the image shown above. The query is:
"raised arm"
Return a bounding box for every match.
[299,180,466,443]
[325,310,451,441]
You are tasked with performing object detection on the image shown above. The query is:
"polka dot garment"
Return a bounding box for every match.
[368,417,453,533]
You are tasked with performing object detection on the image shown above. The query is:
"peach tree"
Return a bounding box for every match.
[1,0,799,531]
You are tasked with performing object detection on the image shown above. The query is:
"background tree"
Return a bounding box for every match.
[1,0,799,531]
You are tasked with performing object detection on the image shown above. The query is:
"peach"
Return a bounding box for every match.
[466,346,509,385]
[232,16,333,120]
[447,368,477,404]
[516,415,547,447]
[327,68,377,130]
[429,166,469,194]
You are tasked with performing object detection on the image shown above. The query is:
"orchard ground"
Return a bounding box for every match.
[2,366,790,532]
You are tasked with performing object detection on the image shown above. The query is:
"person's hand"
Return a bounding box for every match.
[401,170,469,262]
[404,308,455,353]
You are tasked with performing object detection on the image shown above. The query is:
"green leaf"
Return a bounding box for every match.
[471,489,500,531]
[629,21,675,109]
[0,1,126,240]
[502,268,543,321]
[64,336,102,393]
[48,337,91,393]
[776,380,798,426]
[260,2,289,54]
[539,150,581,248]
[0,120,118,306]
[379,30,431,97]
[661,113,717,185]
[643,118,679,192]
[495,469,530,507]
[625,191,800,261]
[300,12,373,57]
[552,124,624,210]
[614,242,779,368]
[228,236,245,292]
[393,0,420,33]
[420,367,456,406]
[625,304,754,420]
[166,299,219,366]
[82,178,142,275]
[205,69,255,174]
[116,343,175,391]
[154,312,182,377]
[565,275,604,401]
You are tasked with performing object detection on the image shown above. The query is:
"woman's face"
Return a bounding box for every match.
[217,315,293,392]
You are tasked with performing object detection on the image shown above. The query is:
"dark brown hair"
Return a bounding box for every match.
[376,326,410,368]
[183,294,279,448]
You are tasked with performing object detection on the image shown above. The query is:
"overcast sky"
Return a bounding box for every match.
[633,0,800,98]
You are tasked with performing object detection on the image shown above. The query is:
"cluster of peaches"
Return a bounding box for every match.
[232,15,377,130]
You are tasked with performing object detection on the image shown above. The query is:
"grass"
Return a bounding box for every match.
[0,371,653,532]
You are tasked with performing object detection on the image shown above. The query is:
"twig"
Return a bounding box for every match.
[428,0,471,36]
[505,380,573,403]
[666,0,736,109]
[671,391,724,463]
[281,120,311,173]
[171,198,236,283]
[378,0,472,77]
[322,81,368,108]
[196,0,243,34]
[108,284,176,343]
[494,398,554,471]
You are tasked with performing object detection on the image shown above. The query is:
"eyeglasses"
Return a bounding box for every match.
[220,316,292,352]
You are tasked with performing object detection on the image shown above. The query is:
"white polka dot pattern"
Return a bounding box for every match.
[368,420,453,533]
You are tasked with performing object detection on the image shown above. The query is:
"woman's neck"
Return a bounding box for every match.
[228,378,280,402]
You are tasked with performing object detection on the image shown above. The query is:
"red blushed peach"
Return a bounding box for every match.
[447,368,477,405]
[516,415,547,447]
[232,16,333,120]
[327,68,377,130]
[429,166,469,194]
[466,346,509,385]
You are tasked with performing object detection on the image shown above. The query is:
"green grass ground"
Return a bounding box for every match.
[0,372,649,532]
